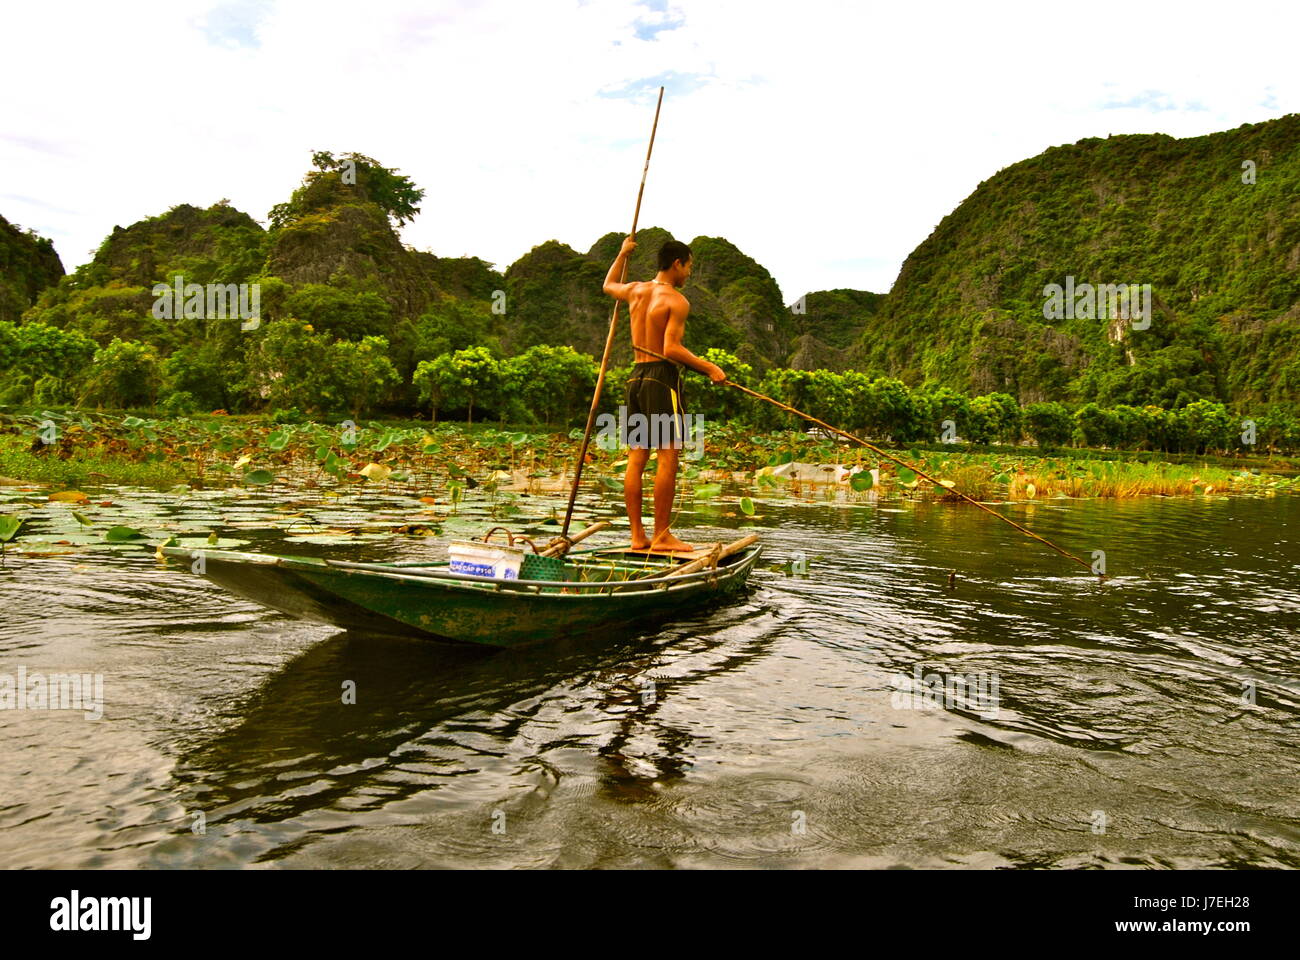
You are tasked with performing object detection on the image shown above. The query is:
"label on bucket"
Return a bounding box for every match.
[448,541,523,580]
[449,559,520,579]
[450,560,496,577]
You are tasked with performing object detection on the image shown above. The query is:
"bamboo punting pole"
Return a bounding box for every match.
[559,86,665,546]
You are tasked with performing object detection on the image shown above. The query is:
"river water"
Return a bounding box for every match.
[1,488,1297,869]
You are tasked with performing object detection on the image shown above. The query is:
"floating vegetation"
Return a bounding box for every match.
[0,411,1295,562]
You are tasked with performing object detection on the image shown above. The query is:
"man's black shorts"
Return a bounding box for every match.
[624,360,688,449]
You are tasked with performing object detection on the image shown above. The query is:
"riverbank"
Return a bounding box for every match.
[1,412,1296,501]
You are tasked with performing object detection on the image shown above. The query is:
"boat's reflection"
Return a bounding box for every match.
[168,592,779,827]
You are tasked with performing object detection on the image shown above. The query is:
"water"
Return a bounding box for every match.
[1,489,1298,869]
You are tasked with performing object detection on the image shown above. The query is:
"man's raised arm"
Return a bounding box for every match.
[602,236,638,300]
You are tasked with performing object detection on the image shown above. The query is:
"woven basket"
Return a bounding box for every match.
[521,552,566,582]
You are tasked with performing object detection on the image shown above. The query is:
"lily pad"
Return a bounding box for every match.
[0,515,22,542]
[105,525,146,542]
[13,542,85,556]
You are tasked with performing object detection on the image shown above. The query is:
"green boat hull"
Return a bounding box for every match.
[162,543,762,647]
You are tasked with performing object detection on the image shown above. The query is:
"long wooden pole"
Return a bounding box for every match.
[560,86,665,542]
[635,346,1104,579]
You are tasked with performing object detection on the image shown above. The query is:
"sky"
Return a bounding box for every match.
[2,0,1298,301]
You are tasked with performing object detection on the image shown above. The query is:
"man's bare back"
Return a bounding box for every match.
[626,281,687,363]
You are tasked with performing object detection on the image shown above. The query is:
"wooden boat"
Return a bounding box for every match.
[160,534,761,647]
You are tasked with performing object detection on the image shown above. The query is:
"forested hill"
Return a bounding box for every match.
[851,114,1300,409]
[511,229,799,369]
[4,115,1299,418]
[6,151,856,393]
[0,214,64,324]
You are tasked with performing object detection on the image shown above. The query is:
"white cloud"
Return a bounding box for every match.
[1,0,1296,301]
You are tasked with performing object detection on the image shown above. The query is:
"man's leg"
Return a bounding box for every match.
[649,445,693,553]
[625,447,651,549]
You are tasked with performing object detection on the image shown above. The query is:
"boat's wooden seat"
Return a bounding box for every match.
[592,543,721,563]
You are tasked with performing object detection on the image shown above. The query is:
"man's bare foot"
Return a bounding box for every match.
[630,536,651,550]
[649,532,695,554]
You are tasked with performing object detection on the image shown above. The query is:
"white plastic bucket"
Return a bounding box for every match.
[448,540,524,580]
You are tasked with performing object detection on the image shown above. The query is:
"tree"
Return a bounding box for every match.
[283,285,391,340]
[968,393,1021,444]
[268,151,425,229]
[1135,405,1173,452]
[81,338,162,409]
[244,321,398,416]
[245,321,334,413]
[161,340,243,412]
[919,385,972,442]
[1073,402,1119,448]
[0,321,96,404]
[1173,399,1233,454]
[1022,401,1073,448]
[329,336,399,417]
[756,368,813,431]
[1253,405,1300,454]
[404,299,499,365]
[0,321,17,369]
[1110,405,1145,449]
[501,345,597,425]
[7,321,97,381]
[413,346,502,423]
[860,377,929,443]
[759,369,852,430]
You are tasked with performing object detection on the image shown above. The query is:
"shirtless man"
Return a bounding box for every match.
[602,237,726,553]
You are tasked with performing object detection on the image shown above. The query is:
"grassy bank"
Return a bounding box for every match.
[0,433,191,489]
[0,411,1296,500]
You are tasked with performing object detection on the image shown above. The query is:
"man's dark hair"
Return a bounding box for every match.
[657,240,693,272]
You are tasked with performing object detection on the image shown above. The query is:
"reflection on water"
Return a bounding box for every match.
[1,490,1298,868]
